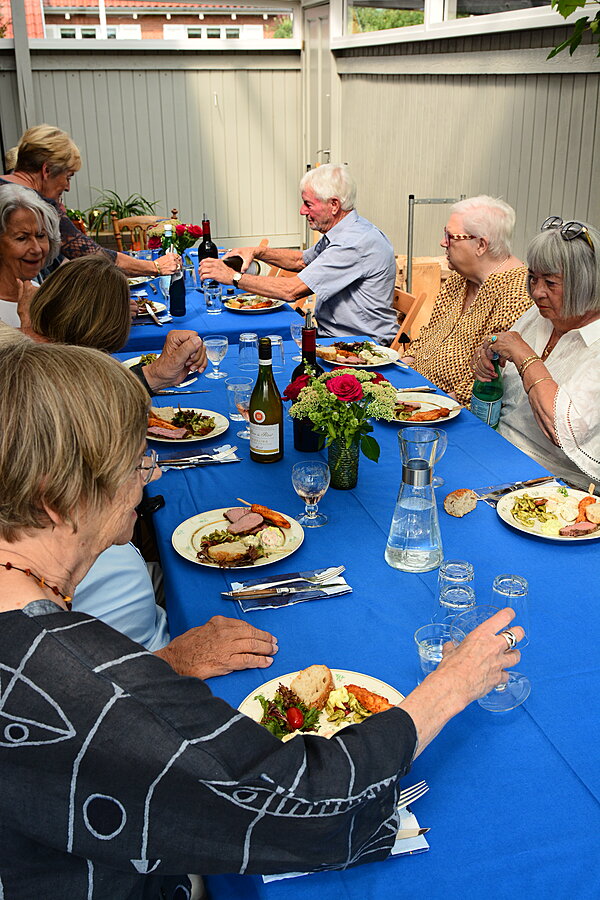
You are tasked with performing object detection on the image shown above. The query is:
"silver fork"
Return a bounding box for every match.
[397,781,429,811]
[237,566,346,592]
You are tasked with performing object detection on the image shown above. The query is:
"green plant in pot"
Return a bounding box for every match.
[87,189,159,236]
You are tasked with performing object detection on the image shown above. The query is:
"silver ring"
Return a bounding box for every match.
[500,629,518,650]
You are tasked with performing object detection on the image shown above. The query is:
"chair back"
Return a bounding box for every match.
[391,289,427,352]
[111,208,180,253]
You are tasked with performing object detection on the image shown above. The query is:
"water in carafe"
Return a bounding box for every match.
[385,428,446,573]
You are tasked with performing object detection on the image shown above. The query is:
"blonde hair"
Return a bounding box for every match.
[29,255,131,352]
[0,333,149,541]
[4,146,18,173]
[16,124,82,177]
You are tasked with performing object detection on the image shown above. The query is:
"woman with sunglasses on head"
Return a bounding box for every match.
[472,218,600,488]
[401,195,532,405]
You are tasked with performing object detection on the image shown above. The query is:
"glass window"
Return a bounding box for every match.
[443,0,550,18]
[60,28,76,39]
[225,28,240,39]
[81,28,96,39]
[187,27,203,38]
[107,27,117,39]
[347,2,424,35]
[207,27,221,38]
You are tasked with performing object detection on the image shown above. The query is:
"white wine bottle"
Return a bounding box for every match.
[249,337,283,463]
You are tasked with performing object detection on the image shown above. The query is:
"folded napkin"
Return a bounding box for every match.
[227,572,351,612]
[262,806,428,883]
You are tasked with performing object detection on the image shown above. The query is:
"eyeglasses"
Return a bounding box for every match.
[541,216,594,251]
[443,227,477,244]
[136,448,159,484]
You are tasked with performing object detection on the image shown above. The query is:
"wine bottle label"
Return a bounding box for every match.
[470,395,502,427]
[250,422,280,454]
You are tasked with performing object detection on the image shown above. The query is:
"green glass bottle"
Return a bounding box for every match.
[470,352,503,429]
[249,337,284,463]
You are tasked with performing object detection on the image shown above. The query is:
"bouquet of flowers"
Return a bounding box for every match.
[147,219,203,254]
[284,367,398,462]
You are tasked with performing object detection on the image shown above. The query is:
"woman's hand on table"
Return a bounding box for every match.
[154,615,278,679]
[399,607,523,758]
[142,331,207,391]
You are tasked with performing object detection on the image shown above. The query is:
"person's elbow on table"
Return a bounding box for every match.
[154,615,279,680]
[399,607,523,757]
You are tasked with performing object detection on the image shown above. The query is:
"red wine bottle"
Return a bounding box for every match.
[291,310,323,452]
[198,213,218,289]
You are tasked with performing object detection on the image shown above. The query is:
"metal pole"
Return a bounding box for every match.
[406,194,415,293]
[10,0,37,131]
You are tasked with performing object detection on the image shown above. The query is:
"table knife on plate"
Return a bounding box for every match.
[144,302,163,326]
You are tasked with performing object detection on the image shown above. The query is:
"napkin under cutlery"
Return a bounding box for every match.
[159,444,241,469]
[224,566,351,611]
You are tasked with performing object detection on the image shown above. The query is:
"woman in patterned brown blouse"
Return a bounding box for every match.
[401,196,532,405]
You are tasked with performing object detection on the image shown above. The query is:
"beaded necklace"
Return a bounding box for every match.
[0,562,72,609]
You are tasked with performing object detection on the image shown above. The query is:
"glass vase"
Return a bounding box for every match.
[328,437,360,490]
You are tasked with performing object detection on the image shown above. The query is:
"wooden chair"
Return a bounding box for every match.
[111,208,179,253]
[390,289,428,353]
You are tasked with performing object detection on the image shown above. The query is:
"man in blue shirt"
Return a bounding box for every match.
[200,164,398,345]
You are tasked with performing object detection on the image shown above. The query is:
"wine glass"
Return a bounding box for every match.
[290,322,303,362]
[432,431,447,489]
[204,335,228,379]
[451,601,530,712]
[291,461,330,527]
[232,385,252,439]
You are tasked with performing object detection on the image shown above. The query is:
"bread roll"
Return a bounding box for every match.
[443,488,478,518]
[290,665,335,710]
[585,501,600,524]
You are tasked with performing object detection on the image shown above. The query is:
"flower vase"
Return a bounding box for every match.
[328,437,360,490]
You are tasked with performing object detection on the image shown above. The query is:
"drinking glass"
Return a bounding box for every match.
[414,623,453,682]
[204,335,228,379]
[433,559,475,622]
[492,574,530,650]
[232,385,252,439]
[238,333,259,371]
[451,603,530,712]
[267,334,285,374]
[158,276,171,305]
[205,282,222,315]
[183,262,197,292]
[291,461,330,527]
[226,376,253,422]
[290,322,303,361]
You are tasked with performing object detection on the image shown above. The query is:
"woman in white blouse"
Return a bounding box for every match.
[0,184,60,327]
[472,218,600,488]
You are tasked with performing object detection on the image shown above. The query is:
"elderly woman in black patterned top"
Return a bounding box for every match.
[0,124,179,279]
[401,195,532,405]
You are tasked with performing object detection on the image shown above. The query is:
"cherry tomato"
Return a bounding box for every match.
[286,707,304,730]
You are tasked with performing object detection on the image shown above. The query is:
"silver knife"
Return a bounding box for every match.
[397,386,438,393]
[222,582,345,600]
[156,390,212,395]
[144,302,163,326]
[474,475,555,499]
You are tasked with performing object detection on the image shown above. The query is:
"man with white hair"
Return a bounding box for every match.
[200,163,397,344]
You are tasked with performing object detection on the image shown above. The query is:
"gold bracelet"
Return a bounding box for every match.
[154,259,162,276]
[518,355,541,377]
[526,376,553,395]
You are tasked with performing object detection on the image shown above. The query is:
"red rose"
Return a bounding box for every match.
[283,374,310,402]
[371,372,389,384]
[175,224,187,236]
[325,374,363,402]
[187,224,203,238]
[147,236,161,249]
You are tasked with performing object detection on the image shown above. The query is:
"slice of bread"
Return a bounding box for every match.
[443,488,478,518]
[585,500,600,524]
[207,541,250,564]
[290,665,335,710]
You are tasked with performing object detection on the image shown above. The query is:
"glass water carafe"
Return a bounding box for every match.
[385,427,447,573]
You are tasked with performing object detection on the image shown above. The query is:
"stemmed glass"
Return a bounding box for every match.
[290,322,303,361]
[451,592,530,712]
[203,335,228,379]
[232,384,252,440]
[291,461,330,527]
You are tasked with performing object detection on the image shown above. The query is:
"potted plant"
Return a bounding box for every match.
[65,208,87,233]
[87,189,159,236]
[284,367,398,489]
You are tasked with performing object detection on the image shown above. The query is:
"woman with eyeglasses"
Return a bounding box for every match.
[401,195,532,405]
[472,218,600,488]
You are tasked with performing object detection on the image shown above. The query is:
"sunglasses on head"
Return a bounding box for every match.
[541,216,594,251]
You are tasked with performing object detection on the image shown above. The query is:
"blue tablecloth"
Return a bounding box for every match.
[141,342,600,899]
[124,279,299,354]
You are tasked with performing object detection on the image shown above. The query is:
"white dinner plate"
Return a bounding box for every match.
[128,276,153,287]
[393,391,462,425]
[171,507,304,569]
[147,407,229,443]
[239,669,404,739]
[133,301,167,318]
[496,484,600,541]
[122,356,198,388]
[316,342,399,368]
[224,295,285,314]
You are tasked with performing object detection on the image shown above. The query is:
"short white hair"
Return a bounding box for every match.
[299,164,356,211]
[0,183,61,266]
[451,195,516,259]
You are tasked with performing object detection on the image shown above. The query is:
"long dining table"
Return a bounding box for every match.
[125,338,600,899]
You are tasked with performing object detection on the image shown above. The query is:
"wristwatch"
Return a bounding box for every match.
[232,272,243,287]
